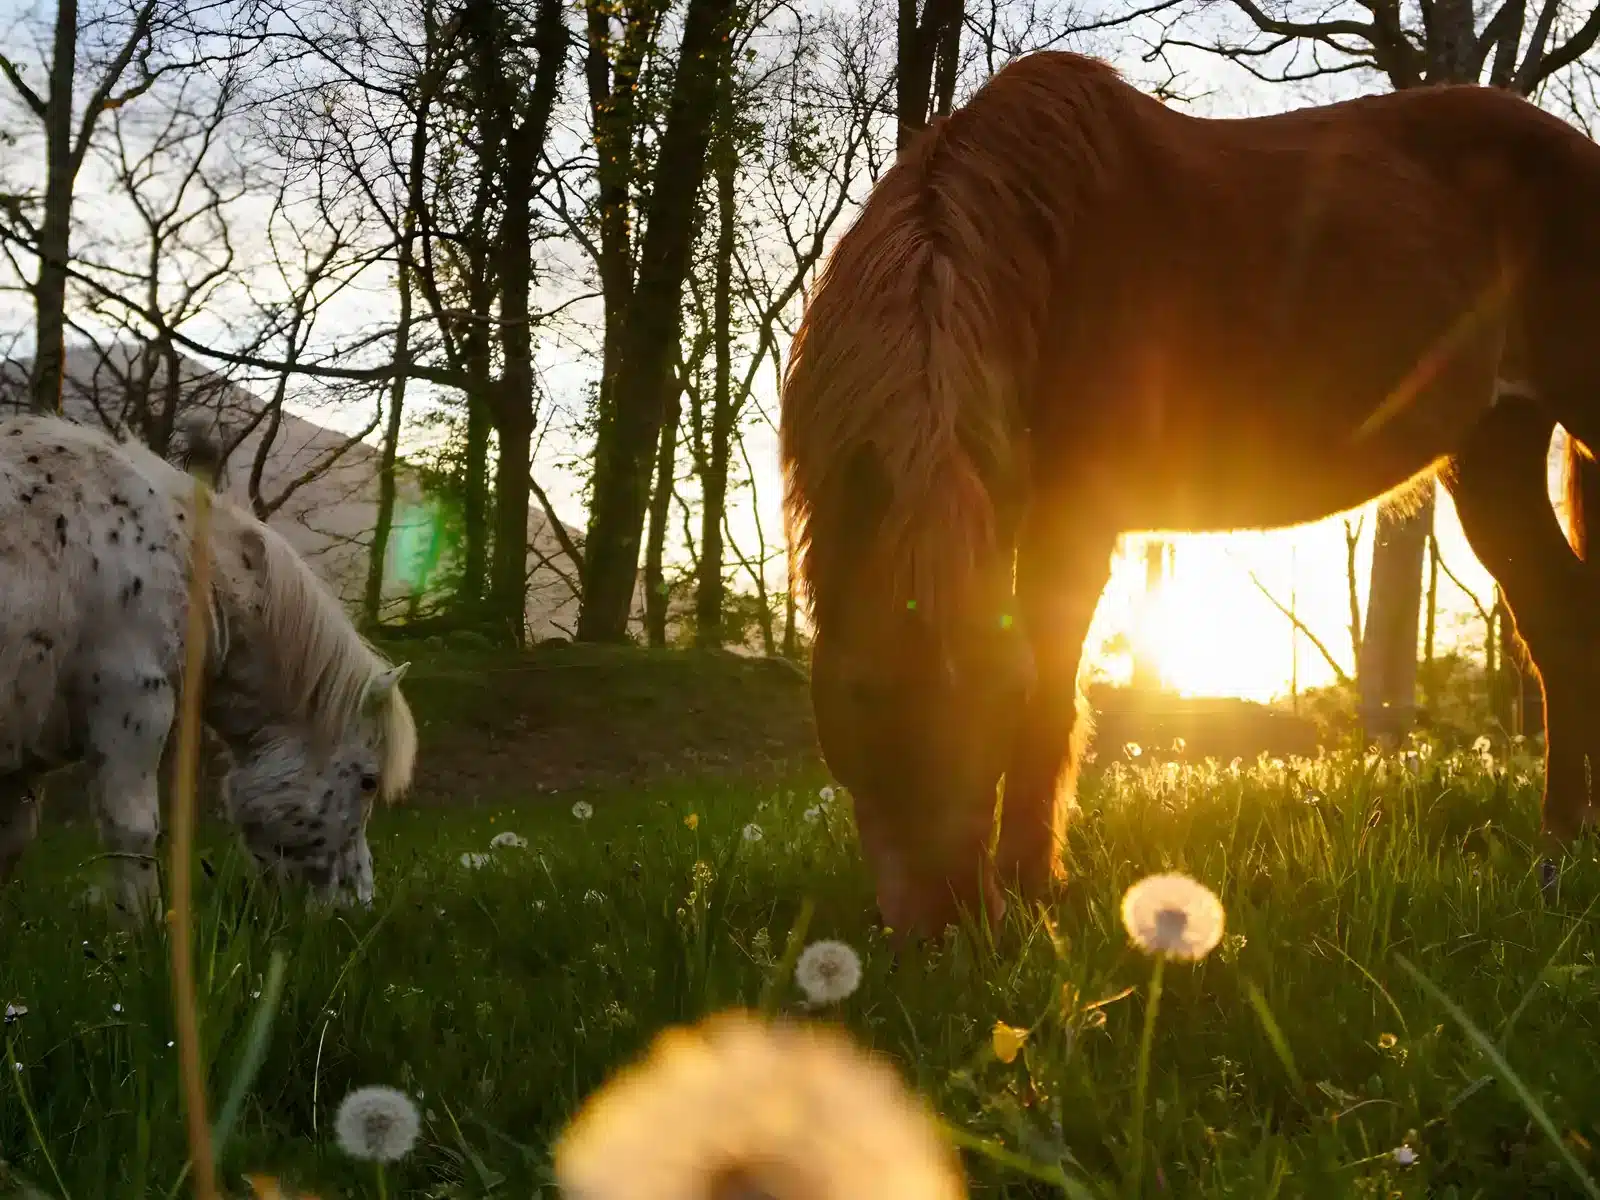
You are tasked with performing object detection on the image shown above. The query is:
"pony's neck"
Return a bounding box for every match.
[202,630,298,758]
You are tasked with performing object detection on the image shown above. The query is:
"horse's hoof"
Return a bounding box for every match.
[1539,858,1559,896]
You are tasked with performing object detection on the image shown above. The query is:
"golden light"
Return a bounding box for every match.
[1081,489,1501,704]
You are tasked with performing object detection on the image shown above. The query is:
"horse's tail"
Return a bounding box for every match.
[1561,426,1597,560]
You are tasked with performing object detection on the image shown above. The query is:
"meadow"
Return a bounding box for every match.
[2,742,1597,1198]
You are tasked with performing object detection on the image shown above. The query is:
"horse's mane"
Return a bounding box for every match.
[108,423,417,800]
[211,500,417,800]
[781,52,1125,625]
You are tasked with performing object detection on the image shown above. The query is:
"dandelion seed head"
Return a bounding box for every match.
[334,1084,421,1163]
[819,786,836,803]
[803,805,823,822]
[1125,742,1142,759]
[1120,873,1225,961]
[459,852,490,869]
[794,940,862,1005]
[742,823,764,844]
[572,800,595,821]
[555,1010,965,1200]
[490,831,527,849]
[1392,1146,1417,1166]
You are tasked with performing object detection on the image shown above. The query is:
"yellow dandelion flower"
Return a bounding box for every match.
[555,1010,967,1200]
[991,1021,1028,1065]
[1377,1032,1398,1050]
[684,813,699,831]
[1120,873,1226,961]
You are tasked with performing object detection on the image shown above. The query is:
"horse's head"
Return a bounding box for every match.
[804,451,1032,937]
[223,663,415,906]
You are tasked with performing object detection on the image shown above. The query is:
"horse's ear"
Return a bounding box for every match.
[364,662,410,710]
[235,526,268,578]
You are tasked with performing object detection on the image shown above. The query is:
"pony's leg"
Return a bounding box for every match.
[0,779,40,884]
[1446,398,1597,846]
[84,677,175,921]
[995,509,1117,897]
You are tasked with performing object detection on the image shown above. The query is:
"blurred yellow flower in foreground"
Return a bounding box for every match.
[684,813,699,830]
[990,1022,1028,1064]
[555,1010,967,1199]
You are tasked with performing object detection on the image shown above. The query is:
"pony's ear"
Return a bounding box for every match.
[235,526,268,578]
[364,662,410,710]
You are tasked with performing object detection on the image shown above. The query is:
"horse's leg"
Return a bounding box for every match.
[0,779,40,884]
[1446,397,1596,849]
[995,507,1117,898]
[84,675,175,921]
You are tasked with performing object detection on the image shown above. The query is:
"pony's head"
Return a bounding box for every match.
[206,513,419,907]
[223,662,416,906]
[796,446,1033,936]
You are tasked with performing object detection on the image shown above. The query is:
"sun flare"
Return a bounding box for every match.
[1081,489,1501,704]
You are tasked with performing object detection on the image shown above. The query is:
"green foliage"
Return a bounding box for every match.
[3,747,1597,1197]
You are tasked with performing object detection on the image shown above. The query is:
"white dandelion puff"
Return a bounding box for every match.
[819,786,836,803]
[459,852,491,869]
[742,823,764,843]
[1392,1146,1417,1167]
[490,831,528,849]
[1120,873,1226,961]
[803,805,823,822]
[3,1003,26,1023]
[334,1084,421,1163]
[555,1011,965,1200]
[794,940,863,1006]
[1473,735,1492,755]
[111,1003,123,1014]
[572,800,595,821]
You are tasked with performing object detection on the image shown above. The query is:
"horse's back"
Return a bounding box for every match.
[0,415,190,767]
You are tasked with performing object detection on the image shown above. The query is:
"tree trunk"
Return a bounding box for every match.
[576,0,737,642]
[896,0,963,153]
[460,393,491,611]
[694,132,736,648]
[1359,491,1433,744]
[480,0,565,644]
[488,411,534,642]
[30,0,80,413]
[643,395,680,646]
[364,88,431,628]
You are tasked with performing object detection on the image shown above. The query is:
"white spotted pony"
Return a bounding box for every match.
[0,413,416,916]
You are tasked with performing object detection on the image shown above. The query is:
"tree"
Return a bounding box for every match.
[576,0,741,642]
[0,0,258,414]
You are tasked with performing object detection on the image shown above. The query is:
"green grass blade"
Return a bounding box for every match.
[1394,952,1600,1200]
[211,949,290,1165]
[1243,979,1305,1096]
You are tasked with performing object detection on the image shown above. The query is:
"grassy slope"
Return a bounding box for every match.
[3,735,1598,1198]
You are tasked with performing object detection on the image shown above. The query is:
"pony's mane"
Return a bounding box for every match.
[109,424,417,800]
[213,500,417,799]
[781,51,1125,625]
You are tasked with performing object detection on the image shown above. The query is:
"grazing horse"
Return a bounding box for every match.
[781,50,1600,935]
[0,414,416,916]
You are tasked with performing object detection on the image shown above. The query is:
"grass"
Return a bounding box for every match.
[2,745,1598,1198]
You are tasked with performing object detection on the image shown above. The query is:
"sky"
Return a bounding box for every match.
[0,0,1529,701]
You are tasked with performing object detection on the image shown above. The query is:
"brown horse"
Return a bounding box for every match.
[780,50,1600,935]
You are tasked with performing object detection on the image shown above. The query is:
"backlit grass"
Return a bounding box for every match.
[2,744,1597,1197]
